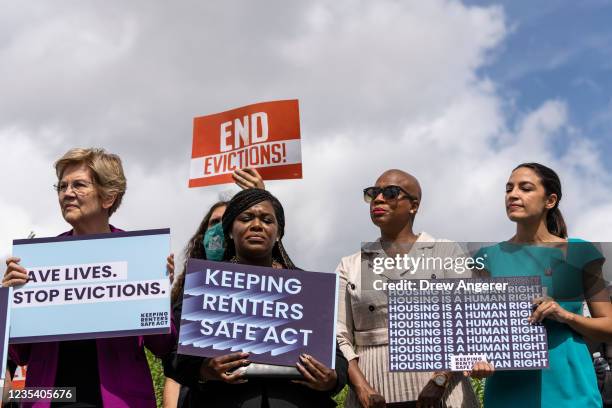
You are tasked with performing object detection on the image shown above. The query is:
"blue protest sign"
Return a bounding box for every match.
[10,229,171,343]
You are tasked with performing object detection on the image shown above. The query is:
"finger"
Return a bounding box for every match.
[531,296,545,305]
[302,354,329,373]
[222,366,249,384]
[218,358,250,373]
[242,167,264,189]
[296,362,317,384]
[237,168,257,183]
[532,302,553,323]
[5,266,28,277]
[529,301,546,322]
[7,262,28,275]
[2,278,28,287]
[538,304,558,320]
[215,352,249,365]
[242,167,260,178]
[233,169,252,182]
[5,257,20,266]
[241,168,261,185]
[4,270,28,282]
[231,172,251,190]
[299,354,326,380]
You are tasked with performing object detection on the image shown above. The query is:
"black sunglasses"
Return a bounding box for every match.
[363,185,415,203]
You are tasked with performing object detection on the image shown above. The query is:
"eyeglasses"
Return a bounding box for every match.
[363,185,415,203]
[53,180,95,195]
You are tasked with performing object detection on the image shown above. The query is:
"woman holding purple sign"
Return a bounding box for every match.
[173,188,348,408]
[163,168,266,407]
[474,163,612,408]
[3,148,177,408]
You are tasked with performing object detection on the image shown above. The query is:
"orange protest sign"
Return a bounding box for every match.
[11,365,26,389]
[189,99,302,187]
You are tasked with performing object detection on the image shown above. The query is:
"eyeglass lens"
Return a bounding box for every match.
[364,186,403,201]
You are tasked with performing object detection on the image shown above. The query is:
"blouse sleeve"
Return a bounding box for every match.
[336,256,358,362]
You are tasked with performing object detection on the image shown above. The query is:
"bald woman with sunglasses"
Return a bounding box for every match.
[336,169,482,408]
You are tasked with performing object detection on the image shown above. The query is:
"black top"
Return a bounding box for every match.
[51,339,103,408]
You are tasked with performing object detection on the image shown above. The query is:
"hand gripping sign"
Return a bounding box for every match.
[189,99,302,187]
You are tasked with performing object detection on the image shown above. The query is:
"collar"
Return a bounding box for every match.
[361,231,437,255]
[59,224,121,237]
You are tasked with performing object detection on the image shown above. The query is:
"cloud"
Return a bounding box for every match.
[1,0,611,275]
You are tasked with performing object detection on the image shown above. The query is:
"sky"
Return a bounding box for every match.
[1,0,612,275]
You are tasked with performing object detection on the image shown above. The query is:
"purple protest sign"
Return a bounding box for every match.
[178,259,339,368]
[388,277,549,371]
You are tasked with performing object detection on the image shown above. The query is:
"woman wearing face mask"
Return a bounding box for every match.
[172,188,348,408]
[163,168,264,407]
[474,163,612,408]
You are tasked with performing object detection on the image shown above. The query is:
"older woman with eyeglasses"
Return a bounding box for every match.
[3,147,176,408]
[336,169,482,408]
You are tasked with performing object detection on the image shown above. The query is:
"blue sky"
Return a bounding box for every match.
[467,0,612,164]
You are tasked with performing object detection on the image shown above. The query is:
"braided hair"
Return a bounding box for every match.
[221,188,297,269]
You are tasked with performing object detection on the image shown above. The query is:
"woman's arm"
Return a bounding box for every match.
[348,359,385,408]
[336,257,385,407]
[531,260,612,342]
[336,258,358,362]
[162,377,180,408]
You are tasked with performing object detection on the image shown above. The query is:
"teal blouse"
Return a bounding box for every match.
[477,238,603,408]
